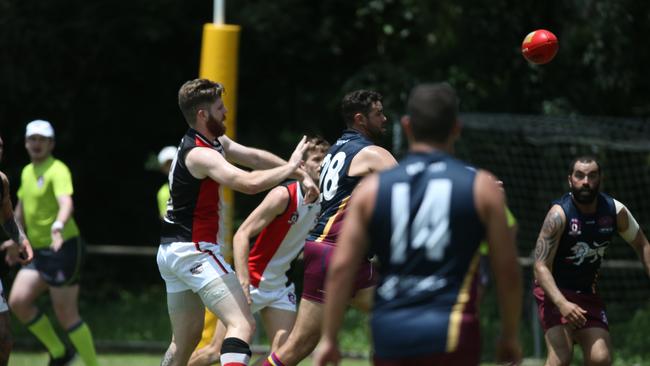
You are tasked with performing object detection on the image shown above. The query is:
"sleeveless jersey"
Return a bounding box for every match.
[248,181,320,290]
[307,129,373,243]
[368,151,485,358]
[160,129,226,245]
[551,192,617,293]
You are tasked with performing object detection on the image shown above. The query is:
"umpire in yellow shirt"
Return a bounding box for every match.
[157,146,176,218]
[7,120,98,366]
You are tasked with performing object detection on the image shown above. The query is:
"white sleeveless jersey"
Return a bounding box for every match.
[248,181,320,290]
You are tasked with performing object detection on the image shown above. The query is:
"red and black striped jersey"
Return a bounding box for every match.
[160,128,226,245]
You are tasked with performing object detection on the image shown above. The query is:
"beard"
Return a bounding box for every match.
[207,112,226,137]
[571,183,599,204]
[366,124,386,144]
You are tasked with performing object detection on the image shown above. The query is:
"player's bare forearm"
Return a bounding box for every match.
[490,234,522,339]
[494,261,522,338]
[55,195,74,224]
[630,230,650,278]
[232,233,251,282]
[2,216,25,244]
[322,180,374,341]
[323,219,368,339]
[14,201,24,228]
[533,208,567,306]
[234,165,296,194]
[322,259,357,340]
[240,147,286,170]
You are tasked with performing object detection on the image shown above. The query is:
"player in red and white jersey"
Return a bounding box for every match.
[157,78,318,366]
[188,137,329,366]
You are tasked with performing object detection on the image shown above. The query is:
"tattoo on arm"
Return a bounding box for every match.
[534,211,563,263]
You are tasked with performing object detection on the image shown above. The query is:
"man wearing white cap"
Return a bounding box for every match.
[157,146,177,218]
[7,120,99,366]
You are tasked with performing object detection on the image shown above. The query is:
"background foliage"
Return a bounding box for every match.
[2,0,649,246]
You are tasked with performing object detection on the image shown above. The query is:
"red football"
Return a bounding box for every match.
[521,29,559,64]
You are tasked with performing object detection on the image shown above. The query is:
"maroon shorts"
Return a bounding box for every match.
[533,285,609,332]
[373,350,479,366]
[301,240,377,303]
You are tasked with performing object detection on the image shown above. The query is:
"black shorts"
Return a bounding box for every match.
[24,237,85,287]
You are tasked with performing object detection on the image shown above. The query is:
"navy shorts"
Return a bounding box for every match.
[25,237,85,287]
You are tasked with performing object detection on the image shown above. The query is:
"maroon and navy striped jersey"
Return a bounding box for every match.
[160,128,226,245]
[307,129,373,244]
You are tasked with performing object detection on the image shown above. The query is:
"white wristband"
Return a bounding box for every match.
[51,220,64,232]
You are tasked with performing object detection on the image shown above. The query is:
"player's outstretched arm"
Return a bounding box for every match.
[533,204,587,328]
[313,174,378,366]
[187,137,307,195]
[614,200,650,277]
[219,135,320,203]
[233,186,290,305]
[475,171,522,365]
[219,134,287,170]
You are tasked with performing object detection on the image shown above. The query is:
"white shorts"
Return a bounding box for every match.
[157,241,233,293]
[250,283,297,314]
[0,280,8,313]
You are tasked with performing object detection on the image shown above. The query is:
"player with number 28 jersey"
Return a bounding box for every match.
[303,129,379,302]
[308,129,372,244]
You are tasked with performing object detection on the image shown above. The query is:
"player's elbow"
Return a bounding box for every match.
[233,178,262,195]
[533,261,548,281]
[232,232,249,250]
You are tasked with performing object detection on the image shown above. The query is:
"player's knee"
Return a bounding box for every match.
[7,295,27,313]
[587,348,611,366]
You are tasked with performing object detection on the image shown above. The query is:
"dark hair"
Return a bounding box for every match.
[178,79,225,126]
[406,82,459,143]
[303,135,330,160]
[568,156,602,176]
[340,90,383,127]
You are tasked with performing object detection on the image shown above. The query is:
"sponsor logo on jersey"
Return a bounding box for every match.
[568,218,582,236]
[37,176,45,188]
[190,263,204,275]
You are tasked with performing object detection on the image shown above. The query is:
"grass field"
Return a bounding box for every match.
[11,351,650,366]
[7,352,372,366]
[8,352,549,366]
